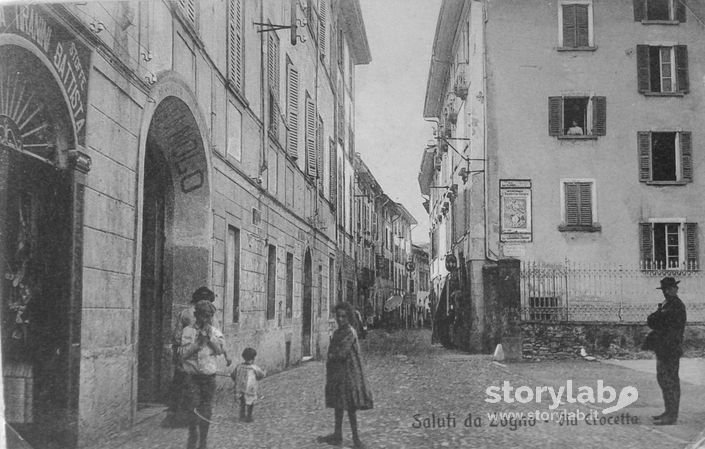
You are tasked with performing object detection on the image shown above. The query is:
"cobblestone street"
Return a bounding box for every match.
[95,330,704,449]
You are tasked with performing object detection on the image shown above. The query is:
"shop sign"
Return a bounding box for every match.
[0,5,91,145]
[500,179,532,243]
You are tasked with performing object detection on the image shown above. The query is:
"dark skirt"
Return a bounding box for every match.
[325,329,373,411]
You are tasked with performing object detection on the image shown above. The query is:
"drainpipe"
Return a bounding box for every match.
[482,0,497,262]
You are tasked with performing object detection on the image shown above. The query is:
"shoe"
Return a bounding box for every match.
[651,413,666,420]
[316,434,342,446]
[352,438,367,449]
[653,416,677,425]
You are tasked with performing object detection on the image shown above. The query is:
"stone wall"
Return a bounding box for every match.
[521,322,705,360]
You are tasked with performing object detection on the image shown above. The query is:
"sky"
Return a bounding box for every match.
[355,0,442,245]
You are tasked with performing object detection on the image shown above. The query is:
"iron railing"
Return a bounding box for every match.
[520,260,705,322]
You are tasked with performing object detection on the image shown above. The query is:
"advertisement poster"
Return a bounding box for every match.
[500,180,532,242]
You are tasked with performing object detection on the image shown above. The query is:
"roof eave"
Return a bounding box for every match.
[339,0,372,65]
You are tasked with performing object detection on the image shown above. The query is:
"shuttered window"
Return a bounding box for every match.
[563,182,593,227]
[177,0,197,28]
[268,33,281,138]
[637,131,692,183]
[227,0,244,92]
[640,222,698,270]
[329,139,337,208]
[561,4,590,48]
[316,116,324,190]
[305,92,317,177]
[636,45,688,94]
[286,60,299,159]
[319,0,327,60]
[634,0,686,22]
[548,96,606,137]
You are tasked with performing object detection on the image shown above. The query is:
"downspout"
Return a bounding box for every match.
[482,0,497,262]
[260,0,266,182]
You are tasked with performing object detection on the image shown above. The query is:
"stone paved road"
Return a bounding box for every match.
[95,330,701,449]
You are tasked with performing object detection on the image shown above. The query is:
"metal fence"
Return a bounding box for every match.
[519,260,705,322]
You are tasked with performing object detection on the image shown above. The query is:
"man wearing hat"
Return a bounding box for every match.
[647,277,687,425]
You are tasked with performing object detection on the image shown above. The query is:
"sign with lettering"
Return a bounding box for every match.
[0,5,91,145]
[500,179,532,243]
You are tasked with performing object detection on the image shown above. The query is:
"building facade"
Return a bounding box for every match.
[419,0,705,351]
[0,0,370,446]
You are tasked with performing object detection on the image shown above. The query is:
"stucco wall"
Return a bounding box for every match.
[485,0,705,266]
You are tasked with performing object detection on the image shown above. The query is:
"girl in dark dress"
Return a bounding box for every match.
[318,302,373,448]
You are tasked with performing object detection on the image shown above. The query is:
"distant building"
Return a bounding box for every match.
[419,0,705,351]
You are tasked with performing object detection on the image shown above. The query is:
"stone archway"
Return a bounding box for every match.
[0,42,86,449]
[136,73,212,403]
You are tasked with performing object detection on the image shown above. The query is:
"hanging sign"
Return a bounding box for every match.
[0,5,91,145]
[500,180,532,243]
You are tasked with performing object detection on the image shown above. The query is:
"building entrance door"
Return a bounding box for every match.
[138,144,168,403]
[302,250,313,357]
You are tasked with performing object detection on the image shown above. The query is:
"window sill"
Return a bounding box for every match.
[646,180,689,186]
[641,20,681,25]
[642,92,686,97]
[558,224,602,233]
[557,135,599,140]
[557,46,598,52]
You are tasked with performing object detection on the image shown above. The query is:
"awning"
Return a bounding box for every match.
[384,295,404,312]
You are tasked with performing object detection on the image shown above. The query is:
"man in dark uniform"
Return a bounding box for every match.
[647,277,687,425]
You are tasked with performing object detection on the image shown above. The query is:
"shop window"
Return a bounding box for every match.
[548,96,606,138]
[637,131,692,183]
[637,45,688,94]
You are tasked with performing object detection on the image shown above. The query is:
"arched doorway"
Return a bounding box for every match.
[302,249,313,358]
[0,44,80,448]
[138,88,211,404]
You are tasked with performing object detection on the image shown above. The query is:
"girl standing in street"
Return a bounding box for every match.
[318,302,373,449]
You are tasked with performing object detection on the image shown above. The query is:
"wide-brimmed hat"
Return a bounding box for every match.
[656,277,680,289]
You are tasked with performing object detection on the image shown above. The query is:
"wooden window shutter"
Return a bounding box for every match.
[317,117,324,186]
[676,0,687,22]
[575,4,589,47]
[680,131,693,182]
[638,131,651,182]
[639,222,653,263]
[636,45,650,93]
[305,94,317,177]
[287,65,299,159]
[178,0,197,26]
[578,182,592,225]
[592,96,607,136]
[685,222,698,267]
[329,140,337,207]
[633,0,645,21]
[548,97,563,136]
[228,0,243,91]
[319,0,327,58]
[676,45,689,93]
[564,183,580,226]
[562,5,577,48]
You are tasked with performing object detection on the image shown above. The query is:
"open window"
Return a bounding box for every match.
[640,221,698,270]
[637,45,689,94]
[549,96,606,138]
[637,131,692,184]
[634,0,687,23]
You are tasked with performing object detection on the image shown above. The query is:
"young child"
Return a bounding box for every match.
[231,347,266,422]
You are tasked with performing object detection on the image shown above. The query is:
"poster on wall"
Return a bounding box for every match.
[500,179,532,242]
